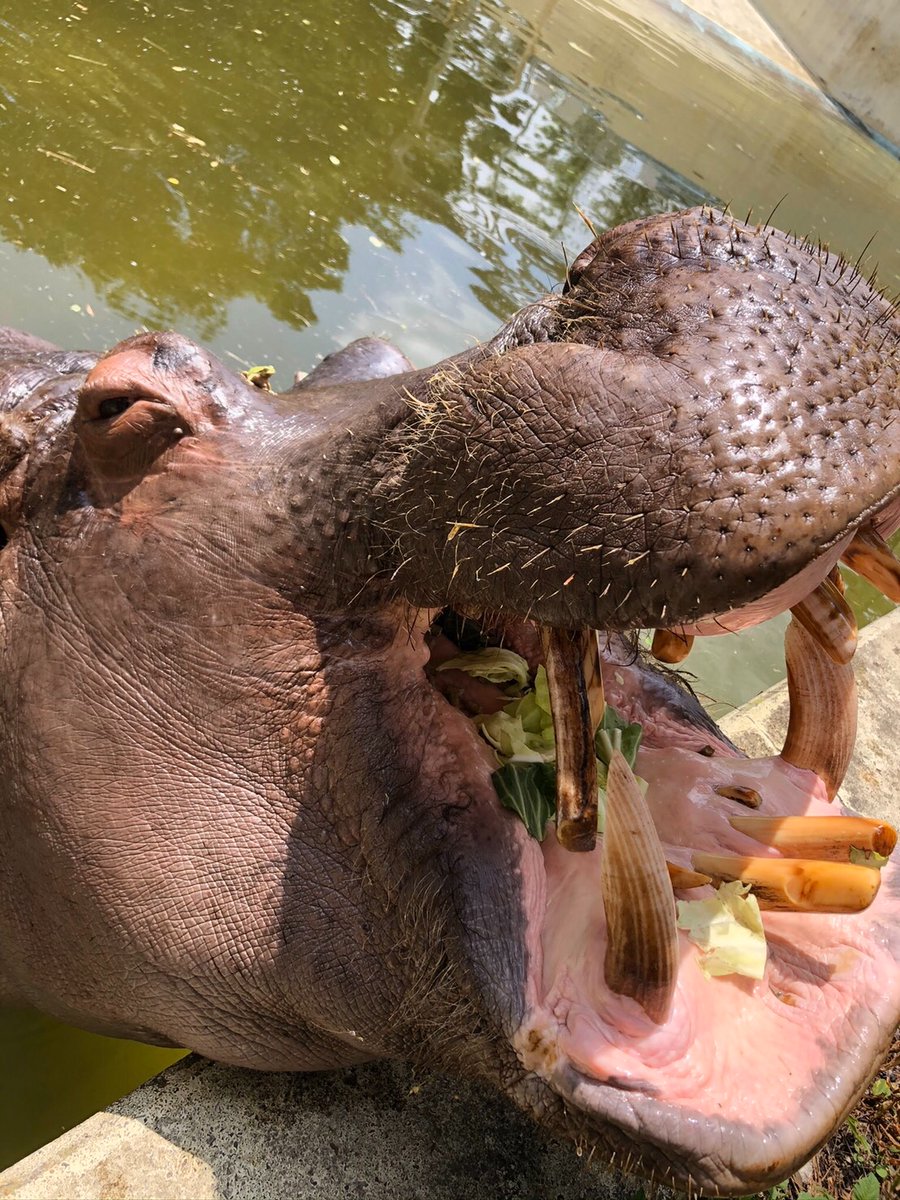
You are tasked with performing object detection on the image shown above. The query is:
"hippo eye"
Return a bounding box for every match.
[97,396,133,420]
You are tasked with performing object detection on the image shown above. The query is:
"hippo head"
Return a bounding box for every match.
[0,208,898,1195]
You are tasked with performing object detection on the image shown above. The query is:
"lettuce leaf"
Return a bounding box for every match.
[443,644,641,843]
[595,705,643,772]
[849,846,891,869]
[477,710,554,762]
[676,881,767,980]
[437,647,530,693]
[477,666,556,762]
[492,762,557,840]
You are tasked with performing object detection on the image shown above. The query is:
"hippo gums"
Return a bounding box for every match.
[1,206,900,1195]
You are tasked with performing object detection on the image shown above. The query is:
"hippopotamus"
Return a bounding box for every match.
[0,206,898,1196]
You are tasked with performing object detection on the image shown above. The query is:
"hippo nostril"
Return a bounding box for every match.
[96,396,133,420]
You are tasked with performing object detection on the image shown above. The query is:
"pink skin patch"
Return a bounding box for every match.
[516,749,900,1125]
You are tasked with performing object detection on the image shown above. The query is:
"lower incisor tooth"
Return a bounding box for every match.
[780,616,857,801]
[602,751,678,1023]
[691,853,880,913]
[728,814,897,861]
[667,862,712,889]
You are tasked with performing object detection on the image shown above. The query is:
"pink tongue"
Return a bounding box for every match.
[524,746,900,1122]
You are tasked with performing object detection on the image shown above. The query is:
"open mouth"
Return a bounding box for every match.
[424,518,900,1194]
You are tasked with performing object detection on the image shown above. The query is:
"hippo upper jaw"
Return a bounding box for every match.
[375,208,900,636]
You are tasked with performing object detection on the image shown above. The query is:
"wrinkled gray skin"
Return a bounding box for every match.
[0,208,898,1195]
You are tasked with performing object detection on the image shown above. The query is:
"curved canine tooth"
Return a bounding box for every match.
[728,815,897,861]
[691,853,880,913]
[790,577,857,665]
[651,628,694,664]
[602,751,678,1023]
[841,524,900,602]
[543,628,597,852]
[780,616,857,801]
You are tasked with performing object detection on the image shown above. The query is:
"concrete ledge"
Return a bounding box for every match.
[3,609,899,1200]
[0,1112,216,1200]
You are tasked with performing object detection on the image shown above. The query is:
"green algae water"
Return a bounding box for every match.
[0,0,898,1170]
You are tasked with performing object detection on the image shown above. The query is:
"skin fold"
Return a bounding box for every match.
[0,208,897,1195]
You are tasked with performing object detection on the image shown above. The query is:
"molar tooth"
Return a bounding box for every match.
[715,785,762,809]
[780,616,857,800]
[841,524,900,602]
[651,628,694,664]
[602,751,678,1023]
[790,577,857,665]
[691,853,880,913]
[728,815,897,862]
[542,628,597,852]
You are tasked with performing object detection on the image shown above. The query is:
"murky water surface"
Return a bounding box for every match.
[1,0,898,1169]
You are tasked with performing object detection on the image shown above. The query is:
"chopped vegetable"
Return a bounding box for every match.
[437,647,530,693]
[476,665,555,762]
[849,846,891,869]
[493,762,557,840]
[437,635,645,842]
[595,706,643,774]
[478,710,553,762]
[676,880,767,980]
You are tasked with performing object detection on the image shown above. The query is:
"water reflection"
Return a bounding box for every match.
[0,0,701,363]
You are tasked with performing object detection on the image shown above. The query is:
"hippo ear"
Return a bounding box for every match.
[75,357,191,484]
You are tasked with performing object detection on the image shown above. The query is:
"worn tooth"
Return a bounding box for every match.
[651,628,694,664]
[583,630,606,733]
[543,628,597,852]
[667,862,712,889]
[781,616,857,801]
[715,785,762,809]
[602,751,678,1023]
[729,815,897,862]
[691,853,880,913]
[841,524,900,603]
[790,577,857,665]
[828,563,846,596]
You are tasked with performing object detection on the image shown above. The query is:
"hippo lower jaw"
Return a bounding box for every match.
[516,754,898,1195]
[425,569,900,1195]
